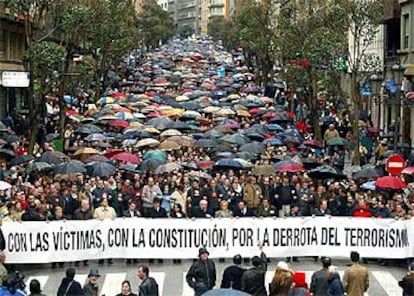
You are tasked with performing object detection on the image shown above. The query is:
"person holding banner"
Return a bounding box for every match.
[186,248,216,296]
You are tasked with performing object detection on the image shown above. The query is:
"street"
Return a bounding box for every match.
[19,257,407,296]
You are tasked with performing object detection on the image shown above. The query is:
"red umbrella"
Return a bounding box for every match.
[402,167,414,175]
[374,176,406,191]
[112,92,126,99]
[275,162,305,173]
[249,108,262,115]
[196,161,215,169]
[110,120,130,128]
[111,152,140,164]
[262,111,279,119]
[66,109,79,116]
[103,148,124,158]
[303,139,323,148]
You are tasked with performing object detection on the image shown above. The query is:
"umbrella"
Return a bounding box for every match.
[374,176,406,191]
[361,181,376,191]
[39,151,70,165]
[86,162,116,177]
[214,159,244,170]
[252,165,276,176]
[327,137,347,146]
[219,134,248,146]
[204,129,224,138]
[167,136,195,147]
[275,161,305,172]
[118,164,143,174]
[9,154,34,166]
[188,171,213,179]
[239,143,265,154]
[160,129,182,137]
[143,149,167,160]
[73,147,101,157]
[154,163,182,174]
[343,165,362,176]
[116,111,134,120]
[196,161,215,169]
[139,158,166,171]
[354,165,381,179]
[85,133,109,142]
[267,124,284,131]
[111,152,140,164]
[0,181,11,190]
[110,119,130,128]
[195,139,218,148]
[53,160,86,175]
[136,138,160,148]
[45,133,60,142]
[159,140,181,151]
[402,167,414,175]
[103,148,124,158]
[26,161,53,173]
[166,121,191,131]
[303,139,323,149]
[202,289,250,296]
[147,117,172,130]
[85,155,109,163]
[4,134,20,144]
[308,165,346,180]
[76,124,103,134]
[263,138,284,146]
[97,96,115,105]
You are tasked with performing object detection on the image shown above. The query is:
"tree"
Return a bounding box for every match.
[233,0,276,85]
[342,0,383,165]
[207,17,236,50]
[277,0,348,141]
[137,0,175,49]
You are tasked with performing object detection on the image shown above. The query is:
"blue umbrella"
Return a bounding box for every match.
[267,124,284,131]
[64,95,77,104]
[263,138,283,146]
[214,158,244,170]
[203,289,250,296]
[361,181,376,190]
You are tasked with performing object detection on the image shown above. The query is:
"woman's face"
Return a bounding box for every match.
[122,282,130,294]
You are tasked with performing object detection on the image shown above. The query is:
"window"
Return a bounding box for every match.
[4,31,24,61]
[403,14,409,49]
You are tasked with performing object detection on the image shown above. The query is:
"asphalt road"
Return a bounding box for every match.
[17,257,408,296]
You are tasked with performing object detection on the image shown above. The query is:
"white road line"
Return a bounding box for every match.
[182,272,193,296]
[151,272,165,296]
[100,272,127,296]
[372,271,400,296]
[25,275,49,290]
[74,273,88,286]
[265,271,273,294]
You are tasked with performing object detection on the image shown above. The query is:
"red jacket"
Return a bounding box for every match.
[352,204,372,218]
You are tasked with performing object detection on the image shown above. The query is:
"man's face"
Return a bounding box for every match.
[89,275,99,284]
[238,202,245,210]
[137,268,145,280]
[200,253,208,262]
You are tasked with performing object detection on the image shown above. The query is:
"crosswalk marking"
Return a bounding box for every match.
[182,272,193,296]
[74,273,88,286]
[372,271,401,296]
[100,272,126,296]
[25,275,49,290]
[152,272,165,296]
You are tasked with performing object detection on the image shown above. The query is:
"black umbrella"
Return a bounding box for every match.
[219,134,249,146]
[4,134,20,143]
[118,164,143,174]
[204,129,224,139]
[214,158,244,170]
[53,160,86,175]
[308,165,346,180]
[9,154,35,166]
[239,142,265,154]
[46,133,60,142]
[76,124,103,134]
[86,162,116,177]
[354,165,382,179]
[166,121,191,131]
[179,101,201,110]
[0,122,9,132]
[139,158,165,172]
[195,139,218,148]
[39,151,70,165]
[0,149,15,159]
[147,117,172,130]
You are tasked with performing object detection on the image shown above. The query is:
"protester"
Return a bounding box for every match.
[326,265,345,296]
[186,248,216,296]
[269,261,293,296]
[57,267,84,296]
[116,280,138,296]
[83,269,101,296]
[310,256,331,296]
[220,254,245,290]
[398,262,414,296]
[0,253,7,286]
[241,245,267,296]
[28,279,46,296]
[137,265,159,296]
[342,252,369,296]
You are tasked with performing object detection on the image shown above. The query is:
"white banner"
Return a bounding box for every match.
[2,217,413,263]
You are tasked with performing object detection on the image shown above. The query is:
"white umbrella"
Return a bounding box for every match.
[0,181,11,190]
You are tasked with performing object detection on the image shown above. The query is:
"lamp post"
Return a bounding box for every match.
[391,63,405,151]
[370,74,383,130]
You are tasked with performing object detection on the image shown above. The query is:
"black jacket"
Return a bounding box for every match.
[399,273,414,296]
[186,259,216,290]
[220,264,245,290]
[148,207,167,218]
[310,268,329,296]
[190,207,214,218]
[139,277,159,296]
[241,252,267,296]
[233,207,255,217]
[57,277,84,296]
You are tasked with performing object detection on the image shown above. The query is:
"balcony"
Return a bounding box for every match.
[208,3,225,8]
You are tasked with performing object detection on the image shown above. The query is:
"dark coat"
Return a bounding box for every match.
[139,277,159,296]
[190,207,214,218]
[0,228,5,251]
[148,207,167,218]
[220,265,245,290]
[186,259,216,290]
[327,273,345,296]
[233,207,255,217]
[399,273,414,296]
[241,252,267,296]
[123,209,141,217]
[72,209,93,220]
[57,277,84,296]
[310,268,329,296]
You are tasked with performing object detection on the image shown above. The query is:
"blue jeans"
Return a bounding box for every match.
[194,282,209,296]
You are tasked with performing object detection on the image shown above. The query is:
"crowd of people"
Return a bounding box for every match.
[0,36,412,294]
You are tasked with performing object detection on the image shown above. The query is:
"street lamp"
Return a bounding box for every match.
[370,73,383,130]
